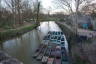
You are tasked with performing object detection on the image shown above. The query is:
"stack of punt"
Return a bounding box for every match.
[33,31,69,64]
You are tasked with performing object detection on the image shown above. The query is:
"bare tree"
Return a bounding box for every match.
[15,0,23,24]
[22,0,33,21]
[4,0,17,27]
[0,0,2,21]
[4,0,30,26]
[56,0,95,32]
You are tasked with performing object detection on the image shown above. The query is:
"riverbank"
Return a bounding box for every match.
[57,22,96,64]
[0,24,38,43]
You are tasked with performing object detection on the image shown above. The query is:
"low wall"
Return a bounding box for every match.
[0,51,23,64]
[56,22,75,39]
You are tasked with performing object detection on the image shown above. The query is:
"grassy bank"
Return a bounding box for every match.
[0,24,38,43]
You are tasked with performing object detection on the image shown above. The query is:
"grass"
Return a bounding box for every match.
[0,24,38,43]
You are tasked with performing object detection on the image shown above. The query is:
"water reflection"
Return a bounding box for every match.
[0,21,68,64]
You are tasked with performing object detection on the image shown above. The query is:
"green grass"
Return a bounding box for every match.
[0,24,37,43]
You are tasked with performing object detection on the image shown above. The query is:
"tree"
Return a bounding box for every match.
[15,0,23,24]
[56,0,95,33]
[0,0,2,21]
[4,0,33,26]
[4,0,17,27]
[55,0,95,63]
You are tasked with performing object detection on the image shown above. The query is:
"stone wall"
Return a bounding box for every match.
[0,51,23,64]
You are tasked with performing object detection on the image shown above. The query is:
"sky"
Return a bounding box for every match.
[40,0,65,14]
[1,0,66,14]
[40,0,54,9]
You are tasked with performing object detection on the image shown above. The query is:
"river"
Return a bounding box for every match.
[0,21,68,64]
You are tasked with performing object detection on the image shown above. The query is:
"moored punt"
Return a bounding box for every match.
[42,56,49,64]
[61,47,69,64]
[50,48,56,58]
[33,31,69,64]
[33,49,40,58]
[60,32,63,35]
[55,50,61,58]
[62,61,69,64]
[54,46,61,64]
[54,57,61,64]
[33,44,45,58]
[36,45,47,61]
[61,42,65,47]
[56,46,61,50]
[47,57,54,64]
[57,32,61,35]
[61,42,65,45]
[48,31,51,34]
[36,53,44,61]
[61,37,65,42]
[45,48,51,56]
[57,36,61,42]
[54,36,58,40]
[41,47,49,63]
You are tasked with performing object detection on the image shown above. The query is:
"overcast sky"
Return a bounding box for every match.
[1,0,65,14]
[40,0,65,14]
[40,0,53,9]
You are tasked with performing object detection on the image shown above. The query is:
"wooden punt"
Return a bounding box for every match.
[57,37,61,40]
[61,37,65,41]
[45,48,50,56]
[61,42,65,47]
[62,61,69,64]
[54,57,61,64]
[33,50,40,58]
[33,44,44,58]
[33,44,46,57]
[42,56,49,63]
[57,32,61,35]
[47,58,54,64]
[56,45,61,50]
[61,42,65,45]
[36,53,44,61]
[60,32,63,35]
[36,45,47,61]
[54,47,61,64]
[61,47,68,63]
[50,48,56,58]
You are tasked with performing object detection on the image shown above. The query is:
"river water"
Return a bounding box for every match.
[0,21,68,64]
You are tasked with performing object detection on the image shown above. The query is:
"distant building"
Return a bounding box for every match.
[68,13,93,30]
